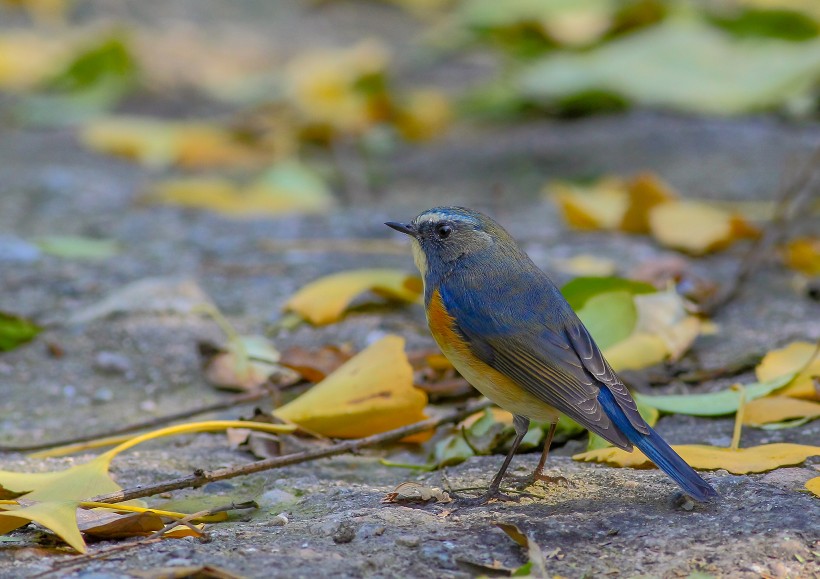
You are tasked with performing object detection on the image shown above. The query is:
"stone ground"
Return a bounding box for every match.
[0,1,819,578]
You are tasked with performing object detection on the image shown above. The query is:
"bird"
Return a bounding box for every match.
[386,206,718,504]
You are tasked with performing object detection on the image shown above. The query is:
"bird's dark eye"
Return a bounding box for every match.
[435,224,452,239]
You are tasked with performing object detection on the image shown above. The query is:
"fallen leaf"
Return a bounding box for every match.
[132,564,245,579]
[382,482,451,504]
[75,508,164,538]
[619,172,678,233]
[806,476,820,498]
[279,345,353,382]
[81,115,276,169]
[34,236,120,260]
[552,254,617,277]
[573,442,820,474]
[274,335,428,438]
[648,200,760,255]
[0,500,86,553]
[0,311,42,351]
[577,291,637,351]
[66,277,213,325]
[202,336,299,392]
[756,341,820,400]
[0,32,68,91]
[743,396,820,426]
[631,290,701,360]
[146,162,333,218]
[395,89,452,142]
[519,18,820,116]
[548,178,629,230]
[635,372,798,416]
[783,237,820,276]
[560,276,655,311]
[283,269,422,325]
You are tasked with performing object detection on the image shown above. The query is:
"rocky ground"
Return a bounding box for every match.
[0,1,818,577]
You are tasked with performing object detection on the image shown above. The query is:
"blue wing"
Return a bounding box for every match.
[438,266,648,450]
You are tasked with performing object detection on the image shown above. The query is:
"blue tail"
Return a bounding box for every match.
[597,389,718,502]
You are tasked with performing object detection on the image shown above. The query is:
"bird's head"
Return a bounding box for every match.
[386,206,516,277]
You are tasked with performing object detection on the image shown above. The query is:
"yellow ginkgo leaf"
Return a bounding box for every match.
[648,200,760,255]
[548,179,629,230]
[603,332,668,372]
[283,269,422,325]
[783,237,820,276]
[274,335,428,439]
[743,396,820,426]
[573,443,820,474]
[619,172,678,234]
[756,341,820,400]
[806,476,820,498]
[395,89,452,142]
[0,454,121,503]
[0,32,68,91]
[81,116,276,169]
[0,500,85,553]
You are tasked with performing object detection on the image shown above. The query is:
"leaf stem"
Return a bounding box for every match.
[730,384,747,451]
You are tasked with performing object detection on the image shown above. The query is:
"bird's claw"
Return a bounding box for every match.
[533,474,570,487]
[454,489,521,506]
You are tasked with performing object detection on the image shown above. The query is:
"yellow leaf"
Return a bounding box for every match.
[0,454,121,503]
[0,32,67,91]
[604,332,668,372]
[146,164,333,218]
[81,116,276,169]
[283,269,422,325]
[573,443,820,474]
[619,172,678,234]
[743,396,820,426]
[548,179,628,230]
[0,500,86,553]
[648,200,760,255]
[632,290,701,361]
[552,254,616,277]
[395,89,452,142]
[274,335,429,439]
[783,237,820,276]
[756,341,820,400]
[806,476,820,498]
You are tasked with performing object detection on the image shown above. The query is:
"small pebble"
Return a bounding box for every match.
[333,521,357,544]
[93,351,133,377]
[396,534,421,548]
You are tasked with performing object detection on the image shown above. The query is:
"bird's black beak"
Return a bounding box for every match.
[385,221,417,237]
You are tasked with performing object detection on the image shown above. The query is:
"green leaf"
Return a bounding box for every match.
[519,18,820,116]
[561,276,655,310]
[46,36,137,94]
[0,312,42,352]
[35,236,120,260]
[635,372,798,416]
[577,291,637,350]
[709,9,818,42]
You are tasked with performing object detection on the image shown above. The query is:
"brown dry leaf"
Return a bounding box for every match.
[76,508,164,538]
[279,344,354,382]
[201,336,298,392]
[783,237,820,276]
[81,116,276,169]
[382,482,451,504]
[274,335,429,439]
[573,443,820,474]
[743,396,820,426]
[620,172,678,233]
[648,200,760,255]
[283,269,422,325]
[756,341,820,400]
[806,476,820,498]
[548,178,629,230]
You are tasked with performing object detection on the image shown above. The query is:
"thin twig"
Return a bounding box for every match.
[705,146,820,315]
[86,400,493,505]
[0,391,269,454]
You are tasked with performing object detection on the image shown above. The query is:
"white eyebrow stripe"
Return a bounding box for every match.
[415,211,479,226]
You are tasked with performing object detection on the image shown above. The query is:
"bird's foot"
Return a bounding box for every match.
[533,473,570,487]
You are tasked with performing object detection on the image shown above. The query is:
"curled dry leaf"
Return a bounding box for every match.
[573,443,820,474]
[548,178,629,230]
[279,344,354,382]
[742,396,820,426]
[283,269,422,325]
[274,335,429,439]
[382,482,451,504]
[756,341,820,400]
[201,335,299,392]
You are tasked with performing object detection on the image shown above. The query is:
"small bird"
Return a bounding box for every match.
[387,207,717,504]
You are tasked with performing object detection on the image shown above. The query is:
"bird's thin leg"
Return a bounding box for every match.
[531,421,568,486]
[459,415,529,505]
